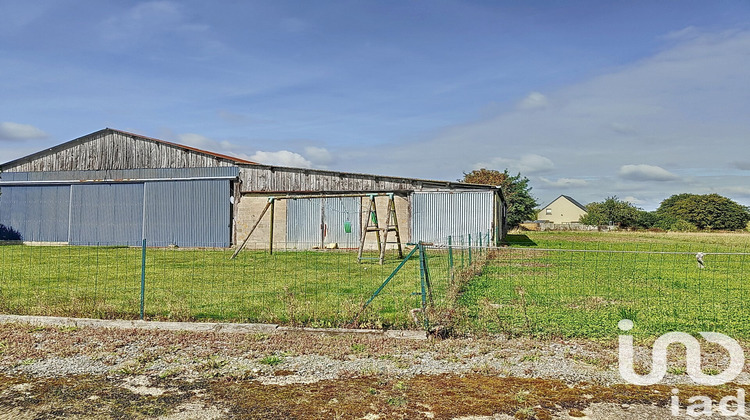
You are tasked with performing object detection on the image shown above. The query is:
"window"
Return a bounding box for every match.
[546,208,552,215]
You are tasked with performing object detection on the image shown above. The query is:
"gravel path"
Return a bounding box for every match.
[0,316,747,419]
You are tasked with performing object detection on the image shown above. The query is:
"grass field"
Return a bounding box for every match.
[458,231,750,338]
[0,244,432,329]
[2,231,749,338]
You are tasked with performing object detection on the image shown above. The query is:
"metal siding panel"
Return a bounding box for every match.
[0,185,70,242]
[69,183,144,245]
[144,179,230,247]
[286,198,322,249]
[411,192,493,245]
[323,197,360,248]
[1,167,238,182]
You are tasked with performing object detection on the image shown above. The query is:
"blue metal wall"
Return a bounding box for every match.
[69,183,144,246]
[0,168,234,247]
[144,180,230,247]
[323,197,360,248]
[0,185,70,242]
[411,191,494,245]
[286,197,360,249]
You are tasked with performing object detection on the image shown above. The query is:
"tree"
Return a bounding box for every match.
[656,193,750,230]
[461,168,538,228]
[579,196,643,228]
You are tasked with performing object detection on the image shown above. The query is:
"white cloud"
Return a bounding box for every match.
[0,122,47,141]
[176,133,254,161]
[304,146,334,166]
[475,154,554,174]
[618,164,679,181]
[250,150,313,168]
[517,92,549,110]
[177,132,331,169]
[719,186,750,197]
[539,177,588,187]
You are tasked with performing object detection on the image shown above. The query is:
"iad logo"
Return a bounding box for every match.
[617,319,745,386]
[618,319,747,417]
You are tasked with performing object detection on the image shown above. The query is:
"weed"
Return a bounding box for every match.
[116,361,144,375]
[158,367,182,379]
[259,355,284,366]
[520,354,539,363]
[199,356,228,371]
[514,389,530,403]
[393,381,407,391]
[667,366,686,375]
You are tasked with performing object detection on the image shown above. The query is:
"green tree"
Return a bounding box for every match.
[579,196,643,228]
[461,168,538,228]
[656,193,750,230]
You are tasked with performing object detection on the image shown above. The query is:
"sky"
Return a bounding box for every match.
[1,1,750,211]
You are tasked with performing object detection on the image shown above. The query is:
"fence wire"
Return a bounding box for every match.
[0,241,423,329]
[422,238,750,339]
[1,233,749,339]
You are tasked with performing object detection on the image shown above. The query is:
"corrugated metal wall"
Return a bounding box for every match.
[0,169,233,247]
[411,191,494,245]
[69,183,144,245]
[323,197,360,248]
[144,180,230,247]
[286,197,360,249]
[286,198,323,248]
[0,185,70,242]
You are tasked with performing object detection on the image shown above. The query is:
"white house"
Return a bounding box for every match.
[537,195,588,224]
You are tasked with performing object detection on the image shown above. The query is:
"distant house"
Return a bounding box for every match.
[537,195,588,224]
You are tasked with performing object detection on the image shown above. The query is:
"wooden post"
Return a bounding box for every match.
[268,198,275,255]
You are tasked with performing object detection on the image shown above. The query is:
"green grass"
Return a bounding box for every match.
[460,231,750,338]
[3,231,749,338]
[0,245,427,329]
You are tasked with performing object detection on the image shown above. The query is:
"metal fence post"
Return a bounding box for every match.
[468,234,472,265]
[448,235,453,270]
[140,238,146,320]
[418,243,432,330]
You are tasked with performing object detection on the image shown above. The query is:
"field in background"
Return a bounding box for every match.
[2,230,749,338]
[458,230,750,338]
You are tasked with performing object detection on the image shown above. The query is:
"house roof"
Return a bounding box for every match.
[541,195,588,212]
[0,128,258,169]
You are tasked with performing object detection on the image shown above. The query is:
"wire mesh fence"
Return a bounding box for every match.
[1,232,749,339]
[0,241,424,329]
[422,236,750,339]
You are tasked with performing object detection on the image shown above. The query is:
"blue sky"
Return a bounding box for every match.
[2,1,750,210]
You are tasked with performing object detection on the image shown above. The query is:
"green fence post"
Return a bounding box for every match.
[468,234,472,265]
[140,238,146,320]
[418,243,431,330]
[448,236,453,270]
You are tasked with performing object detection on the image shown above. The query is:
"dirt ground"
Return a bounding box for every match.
[0,316,747,419]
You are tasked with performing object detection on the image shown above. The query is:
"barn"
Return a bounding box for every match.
[0,129,506,249]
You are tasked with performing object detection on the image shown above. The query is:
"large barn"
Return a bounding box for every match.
[0,129,506,249]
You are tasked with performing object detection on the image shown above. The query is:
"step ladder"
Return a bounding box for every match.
[357,193,404,264]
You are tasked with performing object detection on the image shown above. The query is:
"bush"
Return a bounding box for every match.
[0,224,21,240]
